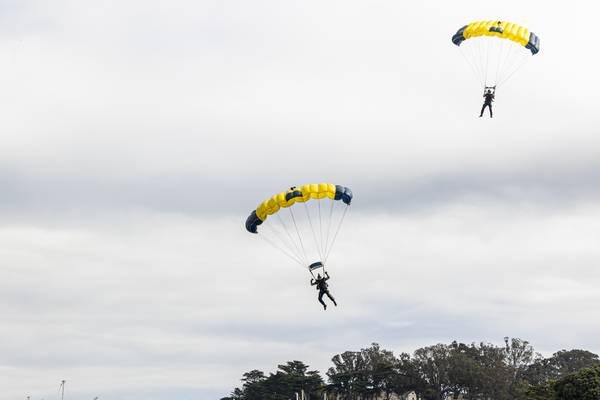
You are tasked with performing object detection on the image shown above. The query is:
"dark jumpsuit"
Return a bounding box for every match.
[480,92,494,117]
[312,274,337,309]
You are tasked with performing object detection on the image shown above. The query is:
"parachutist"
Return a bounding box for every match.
[311,272,337,310]
[453,21,539,117]
[479,88,494,118]
[246,184,353,307]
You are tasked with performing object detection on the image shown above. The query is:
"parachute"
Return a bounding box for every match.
[452,20,540,89]
[246,184,352,278]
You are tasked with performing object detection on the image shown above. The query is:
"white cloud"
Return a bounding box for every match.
[1,0,600,398]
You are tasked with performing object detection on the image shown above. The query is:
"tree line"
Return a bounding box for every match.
[220,338,600,400]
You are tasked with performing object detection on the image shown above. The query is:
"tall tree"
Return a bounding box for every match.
[327,349,369,399]
[241,370,268,400]
[327,343,400,399]
[360,343,399,399]
[553,365,600,400]
[503,337,541,399]
[526,349,600,385]
[392,352,422,397]
[412,343,454,400]
[275,361,324,398]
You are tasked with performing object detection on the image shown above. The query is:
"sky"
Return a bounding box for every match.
[1,0,599,398]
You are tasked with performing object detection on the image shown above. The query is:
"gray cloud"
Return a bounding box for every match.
[3,159,600,222]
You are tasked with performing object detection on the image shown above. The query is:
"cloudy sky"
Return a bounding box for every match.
[1,0,599,398]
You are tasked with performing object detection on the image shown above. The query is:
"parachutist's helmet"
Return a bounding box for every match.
[317,273,322,279]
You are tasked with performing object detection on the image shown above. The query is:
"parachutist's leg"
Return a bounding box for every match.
[318,291,327,310]
[325,291,337,306]
[482,103,492,117]
[489,104,493,118]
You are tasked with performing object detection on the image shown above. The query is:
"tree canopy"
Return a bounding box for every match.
[223,339,600,400]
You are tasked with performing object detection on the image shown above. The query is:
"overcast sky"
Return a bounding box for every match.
[1,0,600,399]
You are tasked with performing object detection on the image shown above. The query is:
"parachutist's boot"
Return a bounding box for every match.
[323,304,327,310]
[333,299,338,306]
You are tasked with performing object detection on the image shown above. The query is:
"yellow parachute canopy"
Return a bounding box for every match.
[245,183,353,270]
[452,20,540,54]
[452,20,540,88]
[246,184,352,232]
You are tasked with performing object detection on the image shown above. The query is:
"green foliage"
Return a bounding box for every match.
[525,382,555,400]
[553,365,600,400]
[327,343,398,399]
[228,361,323,400]
[446,341,513,399]
[224,340,600,400]
[527,349,600,385]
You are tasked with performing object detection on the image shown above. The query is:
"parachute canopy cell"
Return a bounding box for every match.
[452,20,540,55]
[246,184,353,234]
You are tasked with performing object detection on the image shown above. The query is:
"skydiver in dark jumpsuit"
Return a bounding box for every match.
[480,89,494,118]
[311,272,337,310]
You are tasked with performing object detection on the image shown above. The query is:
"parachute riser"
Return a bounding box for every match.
[308,261,326,279]
[483,85,496,96]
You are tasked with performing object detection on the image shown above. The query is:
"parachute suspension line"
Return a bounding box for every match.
[483,37,491,86]
[303,202,325,262]
[499,44,527,83]
[463,36,530,89]
[462,41,481,86]
[318,200,324,261]
[494,38,507,84]
[273,214,306,263]
[262,220,305,265]
[459,46,483,87]
[324,205,349,264]
[497,53,529,88]
[288,207,309,266]
[260,226,305,267]
[486,38,494,85]
[476,39,485,85]
[322,200,335,262]
[493,38,501,83]
[267,221,306,262]
[496,46,521,86]
[482,38,491,85]
[276,212,306,265]
[475,39,487,87]
[490,38,496,83]
[496,42,513,83]
[470,43,485,87]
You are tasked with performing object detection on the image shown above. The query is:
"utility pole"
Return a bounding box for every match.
[59,380,66,400]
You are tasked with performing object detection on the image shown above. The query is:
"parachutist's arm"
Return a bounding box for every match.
[310,279,316,285]
[325,272,330,280]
